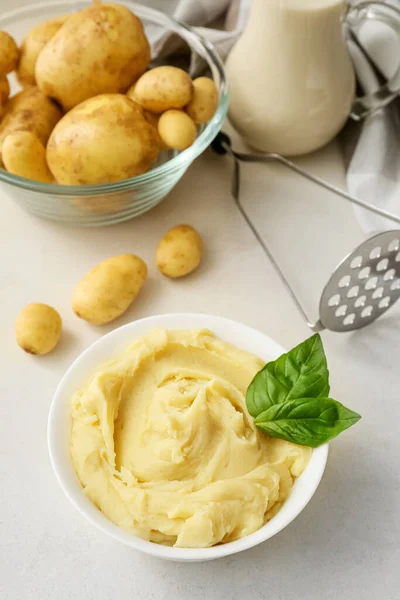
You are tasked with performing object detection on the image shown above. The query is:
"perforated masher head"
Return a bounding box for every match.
[319,231,400,331]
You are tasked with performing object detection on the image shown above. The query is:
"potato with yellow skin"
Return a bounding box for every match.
[158,110,197,150]
[16,303,62,355]
[17,16,68,88]
[35,3,150,111]
[0,87,62,156]
[47,94,159,185]
[185,77,219,124]
[133,66,193,113]
[0,31,19,75]
[0,76,10,105]
[156,225,203,278]
[72,254,147,325]
[3,131,54,183]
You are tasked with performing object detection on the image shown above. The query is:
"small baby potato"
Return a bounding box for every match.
[158,110,197,150]
[133,66,193,113]
[0,76,10,105]
[156,225,203,278]
[16,303,62,355]
[72,254,147,325]
[185,77,219,124]
[3,131,54,183]
[0,31,19,75]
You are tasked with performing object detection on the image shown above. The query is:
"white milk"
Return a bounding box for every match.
[225,0,355,156]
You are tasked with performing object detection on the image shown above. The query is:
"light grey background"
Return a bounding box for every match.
[0,2,399,600]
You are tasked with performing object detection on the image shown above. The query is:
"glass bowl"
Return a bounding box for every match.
[0,1,228,226]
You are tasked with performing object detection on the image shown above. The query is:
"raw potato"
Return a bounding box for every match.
[0,87,62,155]
[72,254,147,325]
[156,225,203,278]
[158,110,197,150]
[17,16,67,88]
[15,303,62,355]
[3,131,53,183]
[185,77,219,124]
[0,31,19,75]
[0,76,10,105]
[47,94,159,185]
[35,3,150,111]
[133,66,193,113]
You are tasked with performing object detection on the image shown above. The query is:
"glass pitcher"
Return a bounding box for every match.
[225,0,400,156]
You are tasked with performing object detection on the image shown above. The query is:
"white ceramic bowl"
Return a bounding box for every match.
[48,314,328,562]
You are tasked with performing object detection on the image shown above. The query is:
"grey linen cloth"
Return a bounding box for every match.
[154,0,400,233]
[343,9,400,233]
[153,0,248,61]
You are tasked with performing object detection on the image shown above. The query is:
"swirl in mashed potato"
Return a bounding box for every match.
[70,329,311,548]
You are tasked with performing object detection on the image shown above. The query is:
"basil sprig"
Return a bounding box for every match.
[247,334,330,417]
[246,334,361,447]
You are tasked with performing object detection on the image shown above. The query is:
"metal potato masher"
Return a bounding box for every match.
[212,132,400,332]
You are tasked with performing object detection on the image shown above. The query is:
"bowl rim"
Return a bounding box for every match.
[48,313,329,561]
[0,0,229,196]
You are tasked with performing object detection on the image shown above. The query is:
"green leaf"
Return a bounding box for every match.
[246,333,330,418]
[255,397,361,448]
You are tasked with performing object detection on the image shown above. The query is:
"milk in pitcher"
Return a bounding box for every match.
[225,0,355,156]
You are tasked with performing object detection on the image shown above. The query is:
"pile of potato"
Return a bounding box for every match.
[16,223,203,355]
[0,2,219,185]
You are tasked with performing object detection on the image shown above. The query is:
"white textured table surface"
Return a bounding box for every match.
[1,134,399,599]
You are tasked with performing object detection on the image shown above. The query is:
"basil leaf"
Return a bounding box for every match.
[255,397,361,448]
[246,333,330,418]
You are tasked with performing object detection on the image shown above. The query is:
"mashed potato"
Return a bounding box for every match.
[70,329,311,548]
